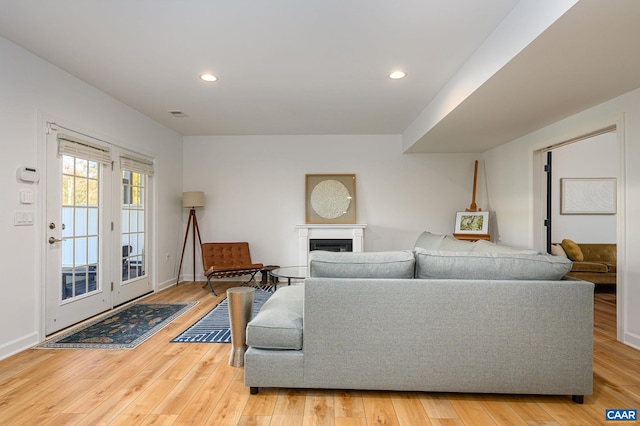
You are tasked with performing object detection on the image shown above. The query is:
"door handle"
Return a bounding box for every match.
[48,237,62,244]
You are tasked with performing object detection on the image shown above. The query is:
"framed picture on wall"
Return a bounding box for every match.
[305,174,356,224]
[560,178,616,214]
[454,211,489,234]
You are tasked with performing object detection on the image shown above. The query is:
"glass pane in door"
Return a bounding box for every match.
[122,170,146,282]
[61,155,100,300]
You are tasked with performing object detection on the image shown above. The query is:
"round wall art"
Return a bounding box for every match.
[305,174,356,223]
[310,179,350,219]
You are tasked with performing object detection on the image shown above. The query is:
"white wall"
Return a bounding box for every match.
[0,36,184,359]
[182,135,481,277]
[483,88,640,349]
[551,132,617,243]
[6,26,637,358]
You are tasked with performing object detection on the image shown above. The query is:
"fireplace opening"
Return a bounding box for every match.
[309,238,353,253]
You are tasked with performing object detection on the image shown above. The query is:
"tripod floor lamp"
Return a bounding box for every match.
[177,191,205,284]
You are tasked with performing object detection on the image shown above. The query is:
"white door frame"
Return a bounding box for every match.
[533,120,626,343]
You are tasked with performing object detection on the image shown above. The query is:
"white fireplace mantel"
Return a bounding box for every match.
[296,224,366,266]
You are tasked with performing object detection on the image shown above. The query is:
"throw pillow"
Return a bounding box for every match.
[561,239,584,261]
[551,243,568,258]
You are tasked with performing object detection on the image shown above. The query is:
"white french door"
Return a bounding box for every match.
[44,125,154,335]
[45,129,112,334]
[113,156,153,306]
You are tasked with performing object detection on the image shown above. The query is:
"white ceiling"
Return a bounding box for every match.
[1,0,639,153]
[407,0,640,153]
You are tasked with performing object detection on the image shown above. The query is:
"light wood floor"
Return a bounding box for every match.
[0,282,638,425]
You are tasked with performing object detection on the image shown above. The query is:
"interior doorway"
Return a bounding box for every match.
[544,131,617,249]
[534,126,620,334]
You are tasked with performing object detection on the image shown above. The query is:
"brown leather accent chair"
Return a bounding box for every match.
[201,242,263,295]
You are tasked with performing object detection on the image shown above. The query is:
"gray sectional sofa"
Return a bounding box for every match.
[244,233,594,403]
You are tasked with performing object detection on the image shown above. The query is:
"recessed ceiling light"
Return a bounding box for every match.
[389,71,406,80]
[200,73,218,82]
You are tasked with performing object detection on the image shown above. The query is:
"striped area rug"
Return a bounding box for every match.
[171,286,272,343]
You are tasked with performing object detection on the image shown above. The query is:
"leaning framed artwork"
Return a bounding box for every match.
[454,211,489,234]
[561,178,616,214]
[305,174,356,224]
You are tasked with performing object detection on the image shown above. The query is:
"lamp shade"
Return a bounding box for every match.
[183,191,206,208]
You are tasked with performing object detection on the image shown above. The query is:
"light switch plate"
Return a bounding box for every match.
[14,211,34,226]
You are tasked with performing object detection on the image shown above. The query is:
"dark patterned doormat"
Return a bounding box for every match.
[37,302,197,350]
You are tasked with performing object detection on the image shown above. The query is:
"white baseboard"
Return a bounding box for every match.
[0,332,40,361]
[157,277,178,292]
[623,331,640,351]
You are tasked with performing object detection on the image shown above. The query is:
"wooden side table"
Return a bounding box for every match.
[227,287,255,367]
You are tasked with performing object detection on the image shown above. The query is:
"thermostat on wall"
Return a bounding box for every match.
[17,167,40,183]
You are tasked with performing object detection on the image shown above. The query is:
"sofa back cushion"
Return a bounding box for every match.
[309,250,415,279]
[414,231,446,249]
[415,248,573,280]
[578,243,617,264]
[414,231,475,251]
[472,239,539,255]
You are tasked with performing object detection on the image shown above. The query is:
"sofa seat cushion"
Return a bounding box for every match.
[415,249,572,280]
[246,285,304,350]
[571,261,609,273]
[309,250,415,278]
[565,270,616,285]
